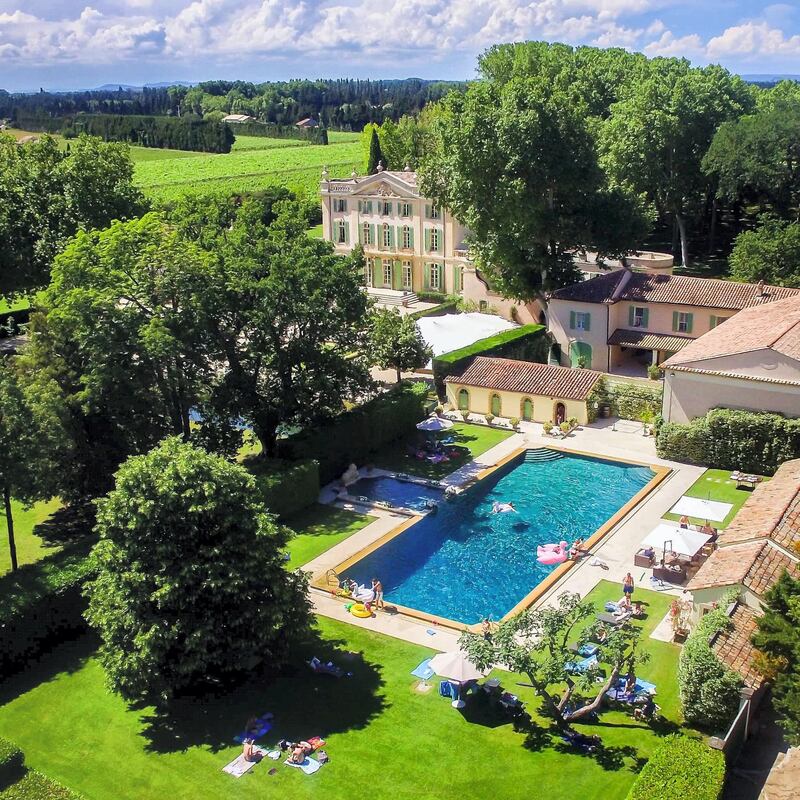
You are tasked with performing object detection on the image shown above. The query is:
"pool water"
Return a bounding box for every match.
[346,451,654,625]
[348,476,443,511]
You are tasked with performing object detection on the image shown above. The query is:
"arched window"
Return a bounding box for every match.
[491,393,502,416]
[521,398,533,421]
[569,341,592,369]
[457,388,470,411]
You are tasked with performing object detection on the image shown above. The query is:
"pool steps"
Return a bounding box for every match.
[523,448,564,464]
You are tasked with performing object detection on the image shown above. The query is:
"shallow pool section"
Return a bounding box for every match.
[347,476,443,511]
[345,451,654,625]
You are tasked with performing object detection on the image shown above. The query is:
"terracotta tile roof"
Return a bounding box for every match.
[607,328,694,352]
[711,602,764,689]
[743,545,800,596]
[721,459,800,550]
[446,356,602,401]
[551,270,800,310]
[662,296,800,374]
[687,541,765,591]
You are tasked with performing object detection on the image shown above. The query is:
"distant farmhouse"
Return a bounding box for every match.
[296,117,320,128]
[222,114,256,124]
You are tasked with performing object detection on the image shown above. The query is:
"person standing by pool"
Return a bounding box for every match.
[623,572,634,598]
[679,514,690,529]
[372,578,384,610]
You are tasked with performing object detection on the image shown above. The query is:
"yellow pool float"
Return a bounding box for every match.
[350,603,372,618]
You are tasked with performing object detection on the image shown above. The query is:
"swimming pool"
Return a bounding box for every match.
[343,450,656,625]
[347,476,443,511]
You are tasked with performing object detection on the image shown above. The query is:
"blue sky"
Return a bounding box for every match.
[1,0,799,91]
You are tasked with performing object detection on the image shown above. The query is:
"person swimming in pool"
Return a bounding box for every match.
[492,501,516,513]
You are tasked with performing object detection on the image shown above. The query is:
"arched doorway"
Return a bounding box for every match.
[490,393,502,416]
[457,388,470,411]
[554,402,566,424]
[569,341,592,369]
[521,397,533,421]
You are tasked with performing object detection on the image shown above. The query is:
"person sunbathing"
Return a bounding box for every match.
[242,738,262,763]
[624,671,637,694]
[290,742,312,764]
[569,538,585,559]
[632,601,644,618]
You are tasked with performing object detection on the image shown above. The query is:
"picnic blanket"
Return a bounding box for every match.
[669,496,732,522]
[285,756,321,775]
[411,658,435,681]
[222,748,267,777]
[565,654,598,674]
[611,677,657,701]
[233,714,273,743]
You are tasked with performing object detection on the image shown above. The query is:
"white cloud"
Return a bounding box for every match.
[643,29,704,58]
[706,21,800,60]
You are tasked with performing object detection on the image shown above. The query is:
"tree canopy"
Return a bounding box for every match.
[370,308,432,381]
[85,437,309,701]
[728,217,800,287]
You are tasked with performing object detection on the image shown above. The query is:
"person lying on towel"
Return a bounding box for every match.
[290,742,313,764]
[242,738,263,763]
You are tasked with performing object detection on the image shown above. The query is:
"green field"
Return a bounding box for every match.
[128,146,204,162]
[0,297,30,314]
[231,135,314,151]
[0,497,62,574]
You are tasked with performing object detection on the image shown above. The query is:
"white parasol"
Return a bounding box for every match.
[416,416,455,433]
[429,651,489,708]
[641,523,711,558]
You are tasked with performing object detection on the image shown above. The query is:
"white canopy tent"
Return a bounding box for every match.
[416,313,517,369]
[668,496,732,522]
[641,523,712,558]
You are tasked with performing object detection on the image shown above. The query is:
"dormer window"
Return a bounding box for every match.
[334,198,348,213]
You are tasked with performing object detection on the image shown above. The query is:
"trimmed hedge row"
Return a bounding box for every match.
[0,541,95,679]
[2,771,85,800]
[0,738,24,789]
[626,735,726,800]
[277,382,428,483]
[432,324,548,398]
[247,458,320,519]
[410,300,459,320]
[228,121,328,145]
[656,408,800,475]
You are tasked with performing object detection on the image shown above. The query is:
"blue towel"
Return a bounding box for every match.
[577,644,598,657]
[411,658,435,681]
[439,680,453,698]
[613,677,657,699]
[565,654,598,674]
[604,601,619,612]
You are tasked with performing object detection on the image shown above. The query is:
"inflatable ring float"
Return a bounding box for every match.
[350,602,372,618]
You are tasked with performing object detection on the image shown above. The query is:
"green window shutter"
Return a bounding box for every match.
[424,228,431,251]
[425,204,431,218]
[370,224,375,245]
[388,226,394,248]
[569,310,576,330]
[392,260,402,290]
[642,308,649,328]
[686,313,693,333]
[424,263,431,289]
[344,223,349,244]
[396,225,401,248]
[628,306,635,327]
[710,315,717,329]
[584,313,591,332]
[672,311,679,332]
[358,225,363,244]
[372,259,382,287]
[358,200,362,213]
[409,227,414,249]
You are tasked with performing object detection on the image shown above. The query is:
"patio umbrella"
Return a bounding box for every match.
[429,651,489,708]
[641,523,711,558]
[416,416,454,433]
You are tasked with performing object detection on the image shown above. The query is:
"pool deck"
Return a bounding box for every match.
[303,417,704,653]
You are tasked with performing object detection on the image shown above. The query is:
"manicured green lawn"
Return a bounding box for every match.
[284,504,372,569]
[662,468,769,528]
[0,297,30,314]
[307,223,324,239]
[373,422,516,479]
[0,580,682,800]
[0,498,62,574]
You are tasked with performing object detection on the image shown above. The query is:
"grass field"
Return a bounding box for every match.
[284,504,372,569]
[0,498,62,574]
[662,468,769,528]
[0,580,683,800]
[0,297,30,314]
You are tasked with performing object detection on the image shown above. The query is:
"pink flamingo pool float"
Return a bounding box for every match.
[536,540,569,565]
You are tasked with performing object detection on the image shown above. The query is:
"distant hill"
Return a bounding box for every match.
[92,81,194,92]
[741,74,800,84]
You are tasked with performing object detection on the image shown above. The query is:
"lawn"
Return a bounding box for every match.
[128,146,204,162]
[662,468,769,528]
[0,497,62,574]
[0,580,682,800]
[231,135,313,151]
[284,503,372,569]
[373,422,516,479]
[0,297,30,314]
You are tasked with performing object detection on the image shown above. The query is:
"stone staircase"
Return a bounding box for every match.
[523,448,564,464]
[366,288,419,306]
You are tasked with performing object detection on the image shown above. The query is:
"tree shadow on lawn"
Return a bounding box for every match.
[137,629,387,755]
[553,738,648,773]
[33,502,96,545]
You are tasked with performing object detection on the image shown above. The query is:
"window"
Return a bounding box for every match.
[569,311,591,331]
[429,228,440,252]
[402,261,412,289]
[491,393,501,416]
[457,388,470,411]
[382,259,393,287]
[334,198,348,213]
[673,311,694,333]
[382,223,392,248]
[401,226,412,249]
[362,222,372,245]
[364,261,373,287]
[358,199,373,214]
[630,306,648,328]
[522,398,533,421]
[428,263,441,290]
[336,220,348,244]
[710,315,730,329]
[381,200,392,216]
[426,204,441,219]
[401,202,412,217]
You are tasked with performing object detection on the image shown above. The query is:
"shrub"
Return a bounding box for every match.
[0,737,24,788]
[226,120,328,145]
[679,598,743,732]
[594,378,662,421]
[410,300,459,319]
[626,735,725,800]
[647,364,661,381]
[510,417,520,428]
[461,410,470,421]
[559,421,570,433]
[278,382,428,484]
[2,770,85,799]
[0,541,95,679]
[656,408,800,474]
[567,416,578,428]
[246,458,319,519]
[415,290,448,304]
[485,413,495,425]
[543,421,553,434]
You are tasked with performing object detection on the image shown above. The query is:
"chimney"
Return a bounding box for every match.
[757,279,765,296]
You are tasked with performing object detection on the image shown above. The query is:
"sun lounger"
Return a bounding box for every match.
[568,643,599,657]
[233,714,273,743]
[284,756,321,775]
[610,677,657,702]
[565,654,599,674]
[596,611,630,626]
[411,658,435,681]
[439,680,453,698]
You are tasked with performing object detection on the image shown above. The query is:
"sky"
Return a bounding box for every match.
[1,0,799,92]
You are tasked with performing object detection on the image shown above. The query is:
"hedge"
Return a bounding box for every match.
[0,738,24,789]
[228,121,328,145]
[656,408,800,474]
[246,458,320,519]
[277,382,428,483]
[432,324,548,398]
[0,541,95,679]
[415,291,448,304]
[626,735,726,800]
[410,300,459,320]
[593,378,662,421]
[1,771,85,800]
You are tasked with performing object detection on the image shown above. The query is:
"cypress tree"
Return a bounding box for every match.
[367,127,383,173]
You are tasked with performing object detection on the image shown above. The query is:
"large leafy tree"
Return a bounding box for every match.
[0,134,145,296]
[600,62,754,267]
[752,570,800,745]
[85,437,309,701]
[0,359,70,570]
[421,71,650,300]
[369,308,432,382]
[728,217,800,287]
[460,592,649,730]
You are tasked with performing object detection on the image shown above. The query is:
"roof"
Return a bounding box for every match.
[721,459,800,550]
[607,328,694,352]
[296,117,319,127]
[222,114,254,123]
[762,747,800,800]
[687,541,766,591]
[662,295,800,374]
[550,270,800,310]
[447,357,602,401]
[710,602,764,689]
[325,170,419,191]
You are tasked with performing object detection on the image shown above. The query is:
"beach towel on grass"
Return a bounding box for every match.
[223,748,267,777]
[285,756,321,775]
[233,714,273,743]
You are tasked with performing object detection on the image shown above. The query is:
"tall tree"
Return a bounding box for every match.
[370,308,432,382]
[367,125,384,174]
[85,437,309,700]
[0,134,145,296]
[459,592,649,730]
[728,217,800,287]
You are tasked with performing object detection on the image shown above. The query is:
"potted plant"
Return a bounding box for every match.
[647,364,661,381]
[567,416,578,431]
[485,413,495,426]
[542,421,553,435]
[559,421,571,436]
[460,410,470,422]
[640,407,655,436]
[509,417,520,430]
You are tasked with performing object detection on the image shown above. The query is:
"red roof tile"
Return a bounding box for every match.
[711,603,764,689]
